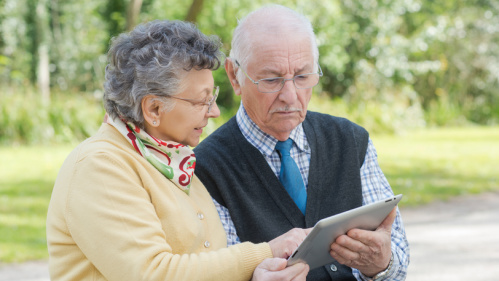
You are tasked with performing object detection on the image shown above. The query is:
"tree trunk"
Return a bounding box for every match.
[50,0,62,43]
[37,45,50,104]
[126,0,143,31]
[36,0,51,104]
[185,0,204,23]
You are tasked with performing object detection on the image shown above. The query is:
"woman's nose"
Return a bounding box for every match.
[207,102,220,118]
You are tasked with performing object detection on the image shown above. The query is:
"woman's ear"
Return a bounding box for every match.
[142,95,161,127]
[225,58,242,96]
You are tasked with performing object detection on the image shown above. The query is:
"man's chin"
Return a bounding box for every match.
[266,120,303,138]
[275,113,304,124]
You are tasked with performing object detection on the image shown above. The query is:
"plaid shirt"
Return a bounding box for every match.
[212,105,409,281]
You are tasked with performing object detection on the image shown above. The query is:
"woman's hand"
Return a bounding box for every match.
[251,258,309,281]
[268,228,311,259]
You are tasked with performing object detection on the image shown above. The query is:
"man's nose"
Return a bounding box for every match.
[278,79,298,103]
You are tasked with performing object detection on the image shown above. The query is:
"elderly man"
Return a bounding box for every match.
[195,4,409,281]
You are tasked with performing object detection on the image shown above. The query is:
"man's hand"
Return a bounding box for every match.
[268,228,311,259]
[251,258,309,281]
[329,207,397,277]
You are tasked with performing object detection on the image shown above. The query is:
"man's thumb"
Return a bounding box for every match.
[377,207,397,232]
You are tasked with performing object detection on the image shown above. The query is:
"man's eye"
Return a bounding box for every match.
[295,75,309,81]
[262,78,282,84]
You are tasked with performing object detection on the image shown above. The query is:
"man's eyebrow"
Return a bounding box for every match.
[259,67,282,77]
[259,64,313,77]
[295,64,313,74]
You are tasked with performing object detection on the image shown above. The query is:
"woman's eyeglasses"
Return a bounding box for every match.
[168,86,219,113]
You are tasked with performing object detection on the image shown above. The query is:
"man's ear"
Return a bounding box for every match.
[141,95,161,127]
[225,58,242,96]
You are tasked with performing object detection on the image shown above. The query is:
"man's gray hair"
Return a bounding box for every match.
[229,5,319,84]
[104,20,223,128]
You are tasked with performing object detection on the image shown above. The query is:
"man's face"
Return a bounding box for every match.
[237,34,315,141]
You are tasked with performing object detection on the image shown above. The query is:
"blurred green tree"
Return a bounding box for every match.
[0,0,498,144]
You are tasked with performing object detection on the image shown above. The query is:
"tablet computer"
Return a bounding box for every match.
[287,194,403,270]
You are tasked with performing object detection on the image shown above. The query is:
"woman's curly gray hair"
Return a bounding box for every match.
[103,20,224,128]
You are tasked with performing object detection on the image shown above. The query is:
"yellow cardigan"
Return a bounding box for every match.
[46,124,272,281]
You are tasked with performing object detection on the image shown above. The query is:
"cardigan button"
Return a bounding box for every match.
[330,264,337,272]
[204,241,211,248]
[197,212,204,220]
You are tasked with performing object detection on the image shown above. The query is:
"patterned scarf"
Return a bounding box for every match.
[107,117,195,195]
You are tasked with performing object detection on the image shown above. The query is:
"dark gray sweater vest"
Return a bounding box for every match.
[194,111,369,281]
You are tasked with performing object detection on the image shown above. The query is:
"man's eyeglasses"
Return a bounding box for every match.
[168,86,219,113]
[235,60,323,93]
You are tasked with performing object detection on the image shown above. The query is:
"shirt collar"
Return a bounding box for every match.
[236,103,310,157]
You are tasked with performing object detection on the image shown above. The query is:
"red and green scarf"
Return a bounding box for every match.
[108,117,195,195]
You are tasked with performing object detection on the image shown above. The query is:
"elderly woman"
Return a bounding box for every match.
[46,20,309,281]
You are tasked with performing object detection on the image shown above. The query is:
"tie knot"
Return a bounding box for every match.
[275,139,293,156]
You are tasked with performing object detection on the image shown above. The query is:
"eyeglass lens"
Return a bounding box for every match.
[259,74,320,93]
[207,87,219,113]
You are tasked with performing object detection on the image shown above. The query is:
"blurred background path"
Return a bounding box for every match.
[403,191,499,281]
[0,261,48,281]
[1,191,498,281]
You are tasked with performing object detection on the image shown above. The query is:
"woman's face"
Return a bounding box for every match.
[146,69,220,147]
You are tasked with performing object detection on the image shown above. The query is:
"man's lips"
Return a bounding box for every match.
[274,110,300,115]
[270,107,302,114]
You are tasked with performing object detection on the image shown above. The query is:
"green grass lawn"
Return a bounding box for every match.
[373,127,499,206]
[0,127,498,262]
[0,145,75,263]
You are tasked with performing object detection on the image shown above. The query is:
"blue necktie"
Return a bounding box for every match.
[275,139,307,214]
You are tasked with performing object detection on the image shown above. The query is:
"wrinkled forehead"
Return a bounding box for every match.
[247,32,315,73]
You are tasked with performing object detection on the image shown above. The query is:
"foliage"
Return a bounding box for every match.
[1,127,497,262]
[308,93,425,134]
[0,87,104,145]
[0,0,498,143]
[0,0,109,91]
[405,0,499,125]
